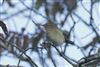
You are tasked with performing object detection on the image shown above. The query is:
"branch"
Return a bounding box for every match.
[77,52,100,67]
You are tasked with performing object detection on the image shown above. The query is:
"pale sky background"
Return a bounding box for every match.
[0,0,100,67]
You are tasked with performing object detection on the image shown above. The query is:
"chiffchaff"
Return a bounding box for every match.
[43,21,65,46]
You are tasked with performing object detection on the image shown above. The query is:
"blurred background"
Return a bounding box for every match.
[0,0,100,67]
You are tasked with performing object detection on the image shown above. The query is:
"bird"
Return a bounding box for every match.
[43,20,65,46]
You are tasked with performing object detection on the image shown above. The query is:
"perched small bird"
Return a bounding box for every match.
[43,21,65,46]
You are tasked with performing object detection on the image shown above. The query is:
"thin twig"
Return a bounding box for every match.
[5,40,38,67]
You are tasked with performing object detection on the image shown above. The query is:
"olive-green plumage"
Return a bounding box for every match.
[43,21,65,46]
